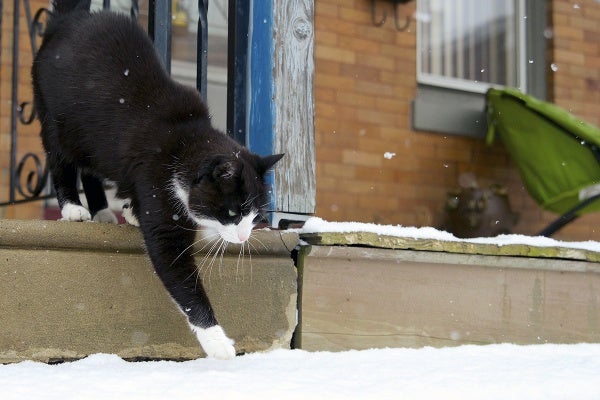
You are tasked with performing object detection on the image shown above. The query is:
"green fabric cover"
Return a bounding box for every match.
[486,87,600,215]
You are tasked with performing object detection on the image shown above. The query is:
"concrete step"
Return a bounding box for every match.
[0,219,298,363]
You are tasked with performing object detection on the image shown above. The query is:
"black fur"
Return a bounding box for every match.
[33,1,282,356]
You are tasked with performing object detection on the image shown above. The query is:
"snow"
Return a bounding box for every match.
[2,345,600,399]
[4,218,599,398]
[298,217,600,253]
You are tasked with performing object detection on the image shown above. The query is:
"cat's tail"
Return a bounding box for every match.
[52,0,91,15]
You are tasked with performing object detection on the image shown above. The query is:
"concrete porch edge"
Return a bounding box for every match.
[0,219,299,364]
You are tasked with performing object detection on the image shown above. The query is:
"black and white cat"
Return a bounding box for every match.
[33,0,283,359]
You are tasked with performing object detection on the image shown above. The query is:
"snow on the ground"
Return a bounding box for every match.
[298,217,600,253]
[2,345,600,400]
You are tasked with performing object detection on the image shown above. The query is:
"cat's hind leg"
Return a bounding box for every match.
[40,113,90,222]
[121,201,140,227]
[50,158,91,222]
[81,172,117,223]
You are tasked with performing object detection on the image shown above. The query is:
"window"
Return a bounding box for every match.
[412,0,547,137]
[417,0,525,92]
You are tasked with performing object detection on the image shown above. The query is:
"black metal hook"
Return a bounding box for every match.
[371,0,387,27]
[370,0,413,31]
[393,1,412,31]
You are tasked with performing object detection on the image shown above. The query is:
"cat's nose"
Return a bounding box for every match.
[237,232,249,242]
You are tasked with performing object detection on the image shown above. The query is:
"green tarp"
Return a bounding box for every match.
[486,87,600,215]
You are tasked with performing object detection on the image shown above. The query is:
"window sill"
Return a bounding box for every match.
[411,84,488,138]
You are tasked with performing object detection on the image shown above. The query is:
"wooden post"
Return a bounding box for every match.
[248,0,316,225]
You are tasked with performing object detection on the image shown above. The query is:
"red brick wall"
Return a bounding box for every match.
[314,0,600,241]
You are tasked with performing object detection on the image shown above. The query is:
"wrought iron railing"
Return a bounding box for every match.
[1,0,247,208]
[5,0,52,207]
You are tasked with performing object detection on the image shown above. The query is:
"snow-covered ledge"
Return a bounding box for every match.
[295,218,600,351]
[0,219,298,364]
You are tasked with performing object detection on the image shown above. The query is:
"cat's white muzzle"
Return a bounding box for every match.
[198,212,257,244]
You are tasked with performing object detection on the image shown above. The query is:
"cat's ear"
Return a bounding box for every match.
[259,154,284,173]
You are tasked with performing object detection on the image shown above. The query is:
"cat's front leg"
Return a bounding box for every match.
[189,325,236,360]
[139,219,235,359]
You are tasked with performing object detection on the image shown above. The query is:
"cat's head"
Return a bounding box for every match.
[171,151,284,243]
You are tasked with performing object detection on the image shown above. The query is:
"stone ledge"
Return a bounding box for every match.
[297,242,600,351]
[301,231,600,264]
[0,219,298,364]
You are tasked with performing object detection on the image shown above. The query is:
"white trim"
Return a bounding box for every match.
[418,73,492,94]
[517,0,528,92]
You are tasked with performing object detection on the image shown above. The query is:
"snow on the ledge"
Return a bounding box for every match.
[298,217,600,253]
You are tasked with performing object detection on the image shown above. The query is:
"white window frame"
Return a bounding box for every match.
[416,0,528,94]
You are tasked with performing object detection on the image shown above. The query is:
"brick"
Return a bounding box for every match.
[316,30,339,46]
[357,193,399,211]
[356,53,396,71]
[356,109,399,126]
[321,162,356,179]
[316,146,344,163]
[336,90,378,108]
[315,72,355,90]
[315,45,356,64]
[340,63,381,82]
[353,80,394,96]
[338,7,371,24]
[355,24,398,44]
[338,35,380,55]
[554,24,584,41]
[342,150,383,168]
[315,2,339,18]
[355,165,396,182]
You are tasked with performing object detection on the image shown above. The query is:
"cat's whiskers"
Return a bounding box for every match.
[242,194,260,208]
[196,237,225,286]
[179,234,221,286]
[235,241,244,283]
[246,240,253,283]
[248,235,268,253]
[170,229,220,268]
[189,231,221,257]
[218,239,228,277]
[197,237,223,272]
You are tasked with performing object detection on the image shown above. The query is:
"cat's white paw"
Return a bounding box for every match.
[60,203,92,222]
[122,203,140,227]
[191,325,236,360]
[93,208,118,224]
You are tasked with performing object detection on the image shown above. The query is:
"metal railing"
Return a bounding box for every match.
[1,0,247,208]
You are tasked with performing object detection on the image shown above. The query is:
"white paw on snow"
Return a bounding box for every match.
[93,208,118,224]
[60,203,92,222]
[122,203,140,227]
[190,324,236,360]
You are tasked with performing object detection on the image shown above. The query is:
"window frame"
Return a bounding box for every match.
[411,0,547,138]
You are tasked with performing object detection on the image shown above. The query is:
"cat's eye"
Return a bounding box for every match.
[228,209,238,217]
